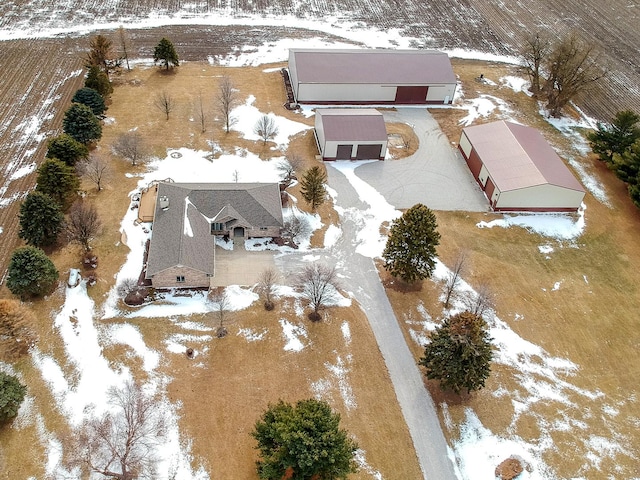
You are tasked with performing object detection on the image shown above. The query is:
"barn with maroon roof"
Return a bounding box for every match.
[288,48,457,105]
[314,109,387,161]
[459,121,585,212]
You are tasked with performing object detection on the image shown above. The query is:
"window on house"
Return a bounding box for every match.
[211,222,225,232]
[260,227,268,230]
[176,276,185,283]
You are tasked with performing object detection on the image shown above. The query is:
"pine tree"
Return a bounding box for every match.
[0,372,26,424]
[46,133,89,166]
[419,311,493,394]
[383,203,440,283]
[63,103,102,145]
[253,399,358,480]
[18,191,64,247]
[300,166,327,211]
[153,37,179,70]
[85,34,115,76]
[85,65,113,98]
[36,158,80,210]
[72,87,106,117]
[6,246,59,299]
[588,110,640,164]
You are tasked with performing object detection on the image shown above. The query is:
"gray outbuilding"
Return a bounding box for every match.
[315,109,387,161]
[459,121,585,212]
[288,48,457,105]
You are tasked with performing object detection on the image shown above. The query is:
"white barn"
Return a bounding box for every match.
[314,109,387,161]
[459,121,585,212]
[288,49,457,105]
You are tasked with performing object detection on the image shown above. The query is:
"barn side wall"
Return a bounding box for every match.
[296,82,456,104]
[322,140,387,161]
[496,184,585,211]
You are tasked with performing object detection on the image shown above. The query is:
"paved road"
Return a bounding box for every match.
[276,162,459,479]
[356,108,488,211]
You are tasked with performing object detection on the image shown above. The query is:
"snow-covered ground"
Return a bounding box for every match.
[1,9,619,480]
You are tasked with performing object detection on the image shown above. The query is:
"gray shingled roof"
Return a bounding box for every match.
[290,48,456,85]
[146,183,283,278]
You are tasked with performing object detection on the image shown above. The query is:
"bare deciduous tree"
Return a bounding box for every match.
[0,299,37,361]
[78,154,111,191]
[117,26,132,71]
[210,288,232,336]
[542,32,606,117]
[70,380,166,480]
[254,114,279,145]
[298,263,340,321]
[282,212,312,244]
[277,153,302,184]
[520,31,551,97]
[258,267,279,311]
[112,132,147,166]
[154,90,175,120]
[442,251,467,308]
[116,278,139,298]
[66,201,102,252]
[194,92,207,133]
[462,282,496,319]
[217,75,239,133]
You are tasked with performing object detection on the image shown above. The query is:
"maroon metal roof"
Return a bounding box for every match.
[318,109,387,142]
[291,49,456,85]
[462,121,584,192]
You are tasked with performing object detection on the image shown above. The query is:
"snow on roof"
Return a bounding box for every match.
[462,121,585,193]
[290,48,456,85]
[317,108,387,142]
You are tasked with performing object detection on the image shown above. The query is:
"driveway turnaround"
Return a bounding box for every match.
[355,108,488,211]
[275,163,459,479]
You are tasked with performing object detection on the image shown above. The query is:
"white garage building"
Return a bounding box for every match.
[314,109,387,161]
[459,121,585,212]
[288,48,457,105]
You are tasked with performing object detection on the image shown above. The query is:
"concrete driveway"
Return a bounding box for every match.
[355,108,488,211]
[210,243,276,287]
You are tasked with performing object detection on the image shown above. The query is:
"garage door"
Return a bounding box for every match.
[356,144,383,160]
[336,144,352,160]
[395,86,429,104]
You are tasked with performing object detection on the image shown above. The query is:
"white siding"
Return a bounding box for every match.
[314,114,326,154]
[459,132,472,158]
[497,184,585,210]
[298,83,397,103]
[426,84,457,103]
[478,165,489,187]
[288,51,300,101]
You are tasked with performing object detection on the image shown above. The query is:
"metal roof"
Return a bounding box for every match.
[462,121,585,193]
[317,108,387,142]
[146,183,283,277]
[290,48,457,85]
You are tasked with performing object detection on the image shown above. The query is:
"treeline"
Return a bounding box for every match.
[588,110,640,207]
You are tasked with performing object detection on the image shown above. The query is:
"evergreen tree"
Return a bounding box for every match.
[383,203,440,283]
[253,399,358,480]
[588,110,640,164]
[46,133,89,166]
[85,65,113,97]
[6,246,59,299]
[0,372,26,424]
[36,158,80,210]
[63,103,102,145]
[18,191,64,247]
[300,166,327,211]
[85,34,115,76]
[0,299,37,361]
[72,87,106,117]
[419,311,493,394]
[153,38,179,70]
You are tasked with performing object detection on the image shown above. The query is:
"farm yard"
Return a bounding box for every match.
[0,1,639,480]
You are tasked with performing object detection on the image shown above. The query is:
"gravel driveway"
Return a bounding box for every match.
[355,108,489,211]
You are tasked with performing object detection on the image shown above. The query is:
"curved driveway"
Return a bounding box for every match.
[356,108,488,211]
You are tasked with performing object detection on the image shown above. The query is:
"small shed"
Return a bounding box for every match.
[459,121,585,212]
[288,48,457,105]
[314,109,387,161]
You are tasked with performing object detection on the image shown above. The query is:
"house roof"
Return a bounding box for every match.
[146,183,283,278]
[317,109,387,142]
[290,49,456,85]
[462,121,585,193]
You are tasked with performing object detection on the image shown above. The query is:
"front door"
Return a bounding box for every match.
[233,227,244,238]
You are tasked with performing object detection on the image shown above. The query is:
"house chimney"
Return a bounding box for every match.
[159,195,169,209]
